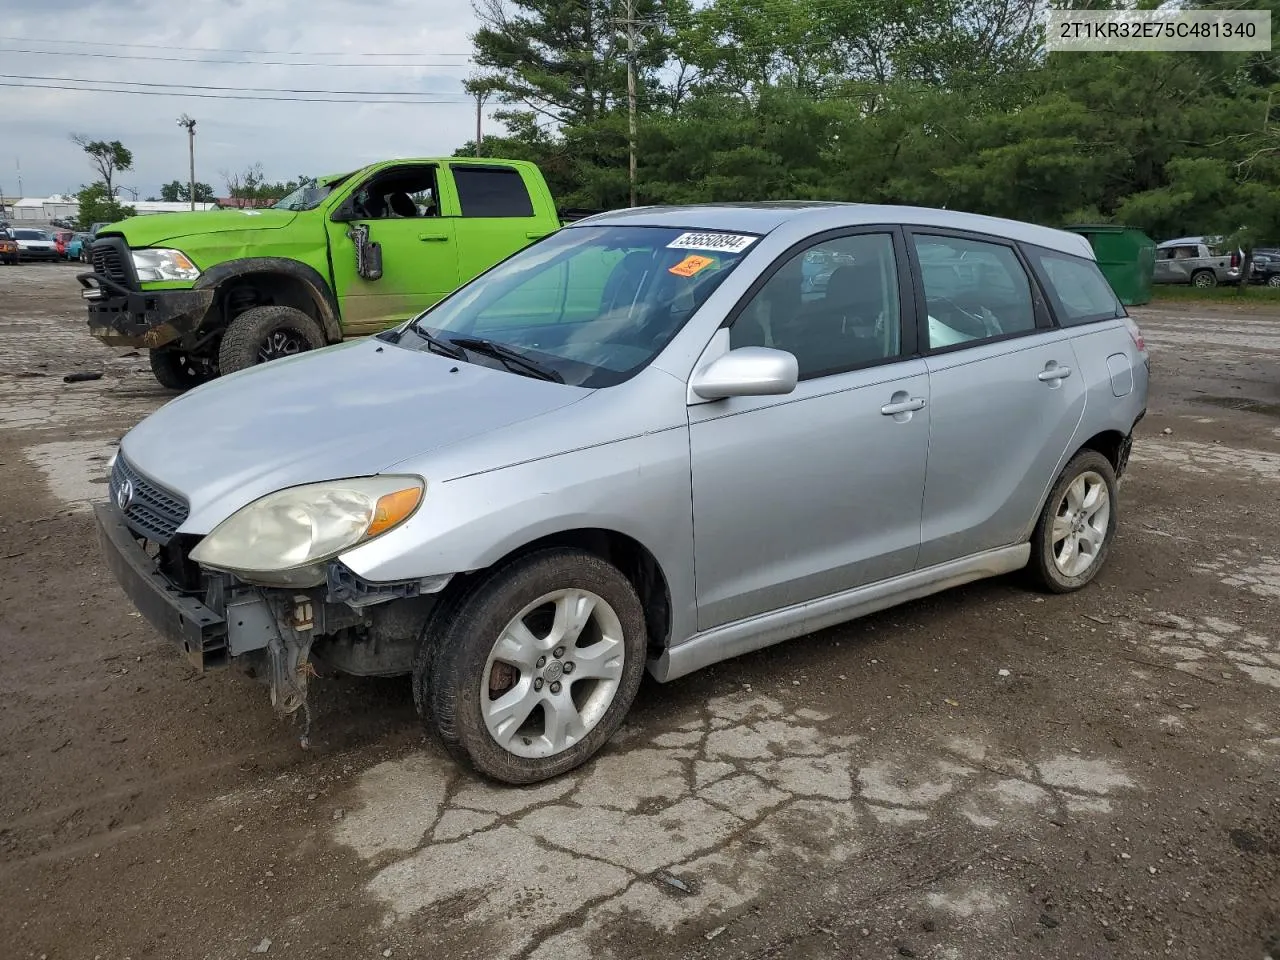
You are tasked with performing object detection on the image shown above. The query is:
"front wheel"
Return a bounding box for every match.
[416,549,648,784]
[1266,275,1280,288]
[217,305,326,376]
[149,348,215,391]
[1028,450,1119,593]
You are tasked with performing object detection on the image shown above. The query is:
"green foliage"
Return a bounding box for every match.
[160,180,216,203]
[75,182,136,230]
[70,135,133,199]
[467,0,1280,272]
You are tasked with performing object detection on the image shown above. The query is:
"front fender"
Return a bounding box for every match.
[196,258,342,341]
[336,429,699,649]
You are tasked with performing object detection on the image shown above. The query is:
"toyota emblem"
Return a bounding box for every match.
[115,477,134,512]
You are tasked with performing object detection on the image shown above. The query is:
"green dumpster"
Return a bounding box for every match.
[1064,224,1156,306]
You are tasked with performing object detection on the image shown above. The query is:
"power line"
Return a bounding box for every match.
[0,73,472,98]
[0,35,475,57]
[0,47,474,68]
[0,81,470,104]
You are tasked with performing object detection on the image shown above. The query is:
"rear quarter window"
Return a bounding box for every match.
[452,166,536,218]
[1026,247,1124,327]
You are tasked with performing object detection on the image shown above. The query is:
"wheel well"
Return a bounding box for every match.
[216,273,327,334]
[454,529,673,655]
[1077,429,1126,471]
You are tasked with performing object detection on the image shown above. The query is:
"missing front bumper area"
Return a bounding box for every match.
[94,502,444,748]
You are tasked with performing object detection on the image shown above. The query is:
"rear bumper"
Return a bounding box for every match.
[94,501,229,670]
[78,272,215,348]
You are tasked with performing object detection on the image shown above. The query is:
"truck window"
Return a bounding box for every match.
[453,166,535,218]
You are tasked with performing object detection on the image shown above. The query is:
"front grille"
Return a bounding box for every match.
[108,454,190,545]
[92,240,130,285]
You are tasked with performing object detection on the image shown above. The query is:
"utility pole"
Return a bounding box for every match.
[474,91,487,156]
[178,114,197,210]
[625,0,637,208]
[16,157,23,197]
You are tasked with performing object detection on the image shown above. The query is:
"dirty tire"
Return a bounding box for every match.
[1191,269,1217,288]
[149,348,213,391]
[1029,449,1119,594]
[216,305,325,375]
[415,548,648,785]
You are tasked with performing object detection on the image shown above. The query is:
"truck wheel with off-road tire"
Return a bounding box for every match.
[217,305,326,375]
[149,348,216,391]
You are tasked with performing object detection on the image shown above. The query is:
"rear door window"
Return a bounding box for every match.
[453,166,536,218]
[911,234,1037,349]
[1025,247,1125,326]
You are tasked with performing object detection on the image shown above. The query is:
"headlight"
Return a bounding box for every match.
[189,476,424,586]
[131,247,201,282]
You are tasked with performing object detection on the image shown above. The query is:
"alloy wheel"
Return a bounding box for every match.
[480,588,625,759]
[257,329,307,363]
[1050,470,1111,578]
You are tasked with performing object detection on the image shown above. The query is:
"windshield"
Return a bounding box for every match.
[399,225,759,387]
[14,229,47,240]
[272,178,339,212]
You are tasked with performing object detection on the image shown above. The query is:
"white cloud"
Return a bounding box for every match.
[1,0,488,198]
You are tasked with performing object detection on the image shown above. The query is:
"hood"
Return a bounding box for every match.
[119,339,590,532]
[105,209,300,247]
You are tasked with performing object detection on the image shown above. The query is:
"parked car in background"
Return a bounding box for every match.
[1153,236,1242,288]
[0,228,18,264]
[53,230,74,258]
[11,228,61,261]
[94,202,1149,784]
[67,232,95,262]
[1247,251,1280,287]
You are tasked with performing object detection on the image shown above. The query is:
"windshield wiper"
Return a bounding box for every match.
[406,321,466,359]
[447,336,565,383]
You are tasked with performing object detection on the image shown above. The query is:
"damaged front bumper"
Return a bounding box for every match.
[77,236,214,349]
[94,499,449,745]
[78,273,215,349]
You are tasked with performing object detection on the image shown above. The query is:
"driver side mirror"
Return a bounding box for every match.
[689,346,799,400]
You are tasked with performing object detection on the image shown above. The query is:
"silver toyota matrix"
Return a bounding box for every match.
[96,203,1149,784]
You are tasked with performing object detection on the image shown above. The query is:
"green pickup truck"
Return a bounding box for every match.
[78,158,590,388]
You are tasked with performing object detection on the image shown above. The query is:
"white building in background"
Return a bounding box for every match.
[8,196,217,221]
[12,196,80,221]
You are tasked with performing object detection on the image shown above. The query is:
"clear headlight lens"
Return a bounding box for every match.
[132,247,201,282]
[189,476,424,585]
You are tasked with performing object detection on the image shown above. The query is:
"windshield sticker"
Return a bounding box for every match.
[667,232,757,254]
[669,254,716,277]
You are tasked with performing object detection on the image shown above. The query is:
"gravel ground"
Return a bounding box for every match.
[0,262,1277,960]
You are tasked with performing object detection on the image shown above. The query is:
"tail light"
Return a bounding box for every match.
[1123,316,1145,352]
[1230,251,1241,268]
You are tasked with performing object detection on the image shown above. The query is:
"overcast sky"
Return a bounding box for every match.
[2,0,486,199]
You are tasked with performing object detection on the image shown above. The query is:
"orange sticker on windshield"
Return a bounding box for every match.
[669,254,715,277]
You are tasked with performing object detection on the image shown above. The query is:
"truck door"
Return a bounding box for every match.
[325,163,459,337]
[443,163,552,284]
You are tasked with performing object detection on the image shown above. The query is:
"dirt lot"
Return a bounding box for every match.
[1,262,1277,960]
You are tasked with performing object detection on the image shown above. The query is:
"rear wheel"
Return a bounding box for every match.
[1191,270,1217,288]
[149,348,215,391]
[1029,450,1119,593]
[216,305,326,375]
[416,548,648,784]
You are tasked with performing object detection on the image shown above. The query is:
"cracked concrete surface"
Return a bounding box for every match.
[332,693,1139,958]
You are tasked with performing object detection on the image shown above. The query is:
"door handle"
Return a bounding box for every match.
[1038,364,1072,382]
[880,397,927,415]
[418,233,448,242]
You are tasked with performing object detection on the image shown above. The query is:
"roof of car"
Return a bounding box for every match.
[1158,236,1212,247]
[574,202,1094,258]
